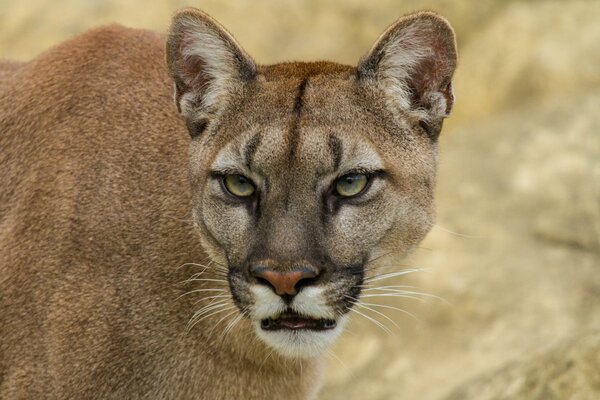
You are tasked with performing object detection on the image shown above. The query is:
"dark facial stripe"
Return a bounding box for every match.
[244,132,262,169]
[287,78,309,160]
[328,134,343,171]
[284,78,309,210]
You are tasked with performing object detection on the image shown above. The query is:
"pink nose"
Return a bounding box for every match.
[250,266,319,296]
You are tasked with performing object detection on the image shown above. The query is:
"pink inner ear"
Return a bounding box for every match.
[178,37,212,90]
[407,33,454,118]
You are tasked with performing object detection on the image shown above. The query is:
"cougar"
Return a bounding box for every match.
[0,8,456,399]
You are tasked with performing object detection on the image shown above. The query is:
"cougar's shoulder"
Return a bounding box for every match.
[0,25,198,398]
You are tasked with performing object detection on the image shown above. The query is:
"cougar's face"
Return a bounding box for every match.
[167,9,456,357]
[188,69,437,357]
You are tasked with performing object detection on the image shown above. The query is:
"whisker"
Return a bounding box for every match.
[189,300,231,320]
[434,224,479,239]
[347,306,392,335]
[194,295,233,307]
[176,260,229,274]
[181,270,228,284]
[358,301,419,321]
[365,268,430,283]
[364,250,398,267]
[207,309,240,340]
[219,307,247,346]
[176,261,213,271]
[358,284,418,290]
[180,278,229,285]
[363,262,423,275]
[187,268,228,277]
[193,294,232,304]
[223,311,244,337]
[176,288,226,301]
[214,309,239,327]
[359,293,426,302]
[187,305,237,333]
[349,299,402,331]
[258,348,275,375]
[362,288,448,304]
[366,263,419,270]
[188,307,235,334]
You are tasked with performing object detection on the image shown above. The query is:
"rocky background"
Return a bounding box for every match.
[1,1,598,399]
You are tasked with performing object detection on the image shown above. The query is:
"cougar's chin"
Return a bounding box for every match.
[248,285,348,358]
[253,315,347,358]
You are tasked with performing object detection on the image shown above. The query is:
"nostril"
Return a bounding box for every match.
[254,276,272,288]
[294,274,319,292]
[250,265,270,282]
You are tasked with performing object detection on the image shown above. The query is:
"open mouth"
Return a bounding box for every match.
[260,311,337,331]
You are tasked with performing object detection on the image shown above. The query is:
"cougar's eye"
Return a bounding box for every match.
[334,173,369,197]
[223,174,256,197]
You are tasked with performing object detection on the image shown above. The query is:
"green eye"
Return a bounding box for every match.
[335,173,369,197]
[223,174,256,197]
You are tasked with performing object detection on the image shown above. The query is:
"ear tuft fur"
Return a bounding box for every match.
[358,11,457,133]
[166,8,256,132]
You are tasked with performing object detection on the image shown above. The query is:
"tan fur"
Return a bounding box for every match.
[0,9,456,399]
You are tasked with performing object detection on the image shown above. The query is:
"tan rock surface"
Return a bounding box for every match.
[443,332,600,400]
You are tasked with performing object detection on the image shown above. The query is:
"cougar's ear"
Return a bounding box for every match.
[358,11,457,139]
[166,8,256,137]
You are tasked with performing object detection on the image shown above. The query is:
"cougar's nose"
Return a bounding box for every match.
[250,264,320,296]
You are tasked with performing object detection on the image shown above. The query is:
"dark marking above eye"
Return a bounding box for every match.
[244,132,262,169]
[186,118,208,139]
[328,134,343,171]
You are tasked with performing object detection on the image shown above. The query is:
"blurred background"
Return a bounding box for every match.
[1,0,598,398]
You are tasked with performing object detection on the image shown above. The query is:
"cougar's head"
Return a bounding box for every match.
[166,8,456,358]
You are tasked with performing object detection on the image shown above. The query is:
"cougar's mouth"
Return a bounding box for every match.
[260,311,337,331]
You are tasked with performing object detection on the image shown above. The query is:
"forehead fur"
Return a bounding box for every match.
[259,61,355,80]
[200,60,431,181]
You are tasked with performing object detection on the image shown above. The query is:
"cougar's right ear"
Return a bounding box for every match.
[166,8,256,137]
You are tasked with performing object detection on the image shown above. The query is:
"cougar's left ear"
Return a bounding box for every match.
[358,11,457,139]
[166,8,256,137]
